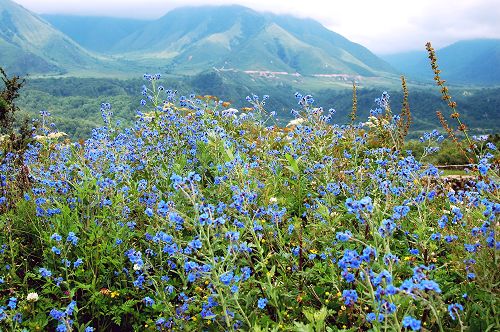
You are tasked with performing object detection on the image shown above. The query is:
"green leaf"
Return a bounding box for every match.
[316,203,330,219]
[285,153,299,175]
[225,147,235,162]
[293,322,315,332]
[268,265,276,278]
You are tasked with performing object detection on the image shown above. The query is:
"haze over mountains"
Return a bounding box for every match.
[382,39,500,85]
[41,14,148,53]
[0,0,498,85]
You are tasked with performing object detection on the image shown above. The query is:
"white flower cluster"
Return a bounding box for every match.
[27,292,39,302]
[286,118,305,127]
[363,116,389,128]
[34,132,68,141]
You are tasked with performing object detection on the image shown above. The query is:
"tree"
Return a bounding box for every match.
[0,67,34,153]
[0,67,25,133]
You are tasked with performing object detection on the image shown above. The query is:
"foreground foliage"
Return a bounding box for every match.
[0,74,499,331]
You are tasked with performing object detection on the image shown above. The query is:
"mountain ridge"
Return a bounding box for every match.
[109,5,397,77]
[381,39,500,85]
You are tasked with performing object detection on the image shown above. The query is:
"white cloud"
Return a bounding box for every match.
[12,0,500,53]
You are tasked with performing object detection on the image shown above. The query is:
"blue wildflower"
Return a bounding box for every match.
[39,267,52,278]
[143,296,155,307]
[49,308,65,320]
[342,289,358,306]
[448,303,464,320]
[402,316,421,331]
[7,297,17,310]
[257,298,268,309]
[73,258,83,268]
[366,312,377,323]
[145,207,154,217]
[220,271,234,286]
[67,232,78,245]
[51,246,61,255]
[409,248,419,255]
[51,233,62,242]
[336,230,352,242]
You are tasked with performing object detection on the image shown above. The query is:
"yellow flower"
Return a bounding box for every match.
[110,291,119,298]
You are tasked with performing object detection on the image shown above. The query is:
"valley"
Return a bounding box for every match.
[0,0,498,138]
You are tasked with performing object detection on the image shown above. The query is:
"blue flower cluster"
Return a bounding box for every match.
[0,76,498,330]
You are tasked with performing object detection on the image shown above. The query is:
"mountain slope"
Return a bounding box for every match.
[41,14,149,53]
[437,39,500,84]
[270,15,395,74]
[112,5,397,77]
[0,0,99,75]
[382,39,500,85]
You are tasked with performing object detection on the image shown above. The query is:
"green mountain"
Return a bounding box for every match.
[381,39,500,85]
[41,14,149,53]
[111,5,397,77]
[0,0,100,75]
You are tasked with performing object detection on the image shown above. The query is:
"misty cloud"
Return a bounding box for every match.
[13,0,500,53]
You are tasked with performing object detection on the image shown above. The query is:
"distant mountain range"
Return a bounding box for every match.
[1,0,499,86]
[381,39,500,85]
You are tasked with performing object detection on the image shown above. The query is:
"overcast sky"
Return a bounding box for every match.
[13,0,500,54]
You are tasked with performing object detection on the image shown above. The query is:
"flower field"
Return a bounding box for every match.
[0,73,499,331]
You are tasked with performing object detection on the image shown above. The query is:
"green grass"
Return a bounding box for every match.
[441,169,469,176]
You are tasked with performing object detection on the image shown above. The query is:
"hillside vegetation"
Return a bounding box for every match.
[16,75,500,139]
